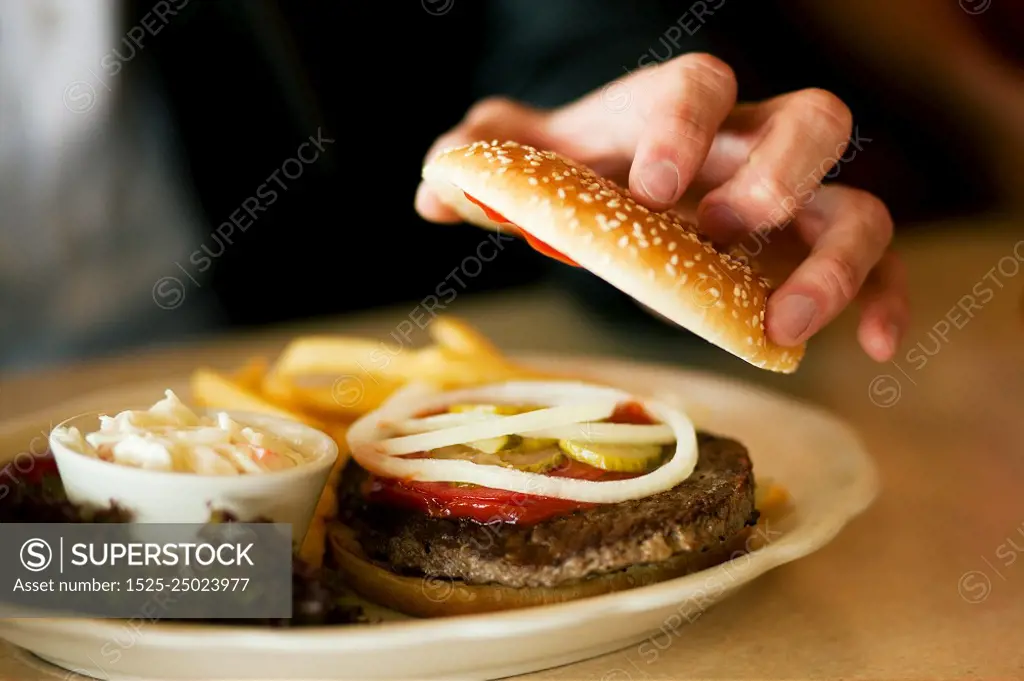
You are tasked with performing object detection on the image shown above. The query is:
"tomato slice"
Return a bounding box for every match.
[462,192,581,268]
[363,402,659,525]
[364,458,634,525]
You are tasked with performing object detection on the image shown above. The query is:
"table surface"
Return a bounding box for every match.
[1,217,1022,680]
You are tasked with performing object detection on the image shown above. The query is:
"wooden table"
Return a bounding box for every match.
[1,217,1022,680]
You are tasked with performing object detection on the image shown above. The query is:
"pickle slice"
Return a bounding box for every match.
[504,435,560,452]
[498,447,565,473]
[429,445,504,466]
[558,440,663,473]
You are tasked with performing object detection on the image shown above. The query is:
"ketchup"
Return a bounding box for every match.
[462,192,581,268]
[363,401,658,525]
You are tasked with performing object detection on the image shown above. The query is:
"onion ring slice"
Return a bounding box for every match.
[346,381,698,504]
[374,402,616,456]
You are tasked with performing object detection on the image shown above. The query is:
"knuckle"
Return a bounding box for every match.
[815,254,861,305]
[794,88,854,140]
[850,188,894,248]
[676,52,736,87]
[664,104,713,147]
[749,172,798,217]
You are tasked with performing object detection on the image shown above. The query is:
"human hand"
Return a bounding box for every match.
[415,53,907,362]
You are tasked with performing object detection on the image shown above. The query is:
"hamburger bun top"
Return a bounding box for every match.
[422,140,804,373]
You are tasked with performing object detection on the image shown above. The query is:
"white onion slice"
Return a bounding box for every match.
[346,381,699,504]
[393,412,676,445]
[521,422,676,444]
[388,411,497,434]
[375,402,616,456]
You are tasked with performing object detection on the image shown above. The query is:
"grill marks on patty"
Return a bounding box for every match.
[336,433,757,589]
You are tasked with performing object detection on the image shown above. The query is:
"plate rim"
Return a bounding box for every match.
[0,352,880,650]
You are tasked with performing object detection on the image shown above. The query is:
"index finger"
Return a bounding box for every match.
[544,53,737,210]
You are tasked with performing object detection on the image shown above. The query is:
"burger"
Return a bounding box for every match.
[327,141,800,618]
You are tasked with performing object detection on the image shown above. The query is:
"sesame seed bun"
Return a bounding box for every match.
[422,140,805,373]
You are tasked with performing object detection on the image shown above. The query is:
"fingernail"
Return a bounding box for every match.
[773,294,818,344]
[699,205,747,242]
[638,160,681,204]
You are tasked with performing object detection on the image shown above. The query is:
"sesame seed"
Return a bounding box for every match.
[609,219,621,228]
[530,161,540,167]
[666,263,677,276]
[579,193,593,203]
[731,309,739,319]
[668,242,677,251]
[528,177,538,185]
[542,177,550,183]
[670,254,679,265]
[694,253,702,261]
[617,235,629,248]
[734,285,742,297]
[607,199,620,208]
[523,168,536,174]
[683,260,694,268]
[615,211,627,221]
[653,237,662,245]
[557,188,566,199]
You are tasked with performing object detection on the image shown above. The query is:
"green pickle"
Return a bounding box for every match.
[497,447,565,473]
[426,403,567,473]
[558,440,664,473]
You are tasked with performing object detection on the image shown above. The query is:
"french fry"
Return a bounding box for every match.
[404,347,546,386]
[754,479,793,523]
[230,357,270,393]
[189,368,323,428]
[428,316,504,359]
[299,422,350,567]
[263,370,405,419]
[272,337,423,381]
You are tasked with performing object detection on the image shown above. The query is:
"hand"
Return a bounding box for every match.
[415,53,908,362]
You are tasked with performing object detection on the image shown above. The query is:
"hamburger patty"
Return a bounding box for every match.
[336,432,757,589]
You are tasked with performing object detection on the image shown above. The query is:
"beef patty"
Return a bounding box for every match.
[336,432,757,589]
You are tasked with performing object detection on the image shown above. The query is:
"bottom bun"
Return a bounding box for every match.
[327,522,756,618]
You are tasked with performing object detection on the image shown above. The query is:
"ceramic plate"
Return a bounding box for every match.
[0,355,879,680]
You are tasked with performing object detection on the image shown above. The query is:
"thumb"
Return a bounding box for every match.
[415,97,550,223]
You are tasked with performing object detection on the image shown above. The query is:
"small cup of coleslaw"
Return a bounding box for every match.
[48,390,338,540]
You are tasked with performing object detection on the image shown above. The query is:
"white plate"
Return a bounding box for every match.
[0,355,879,681]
